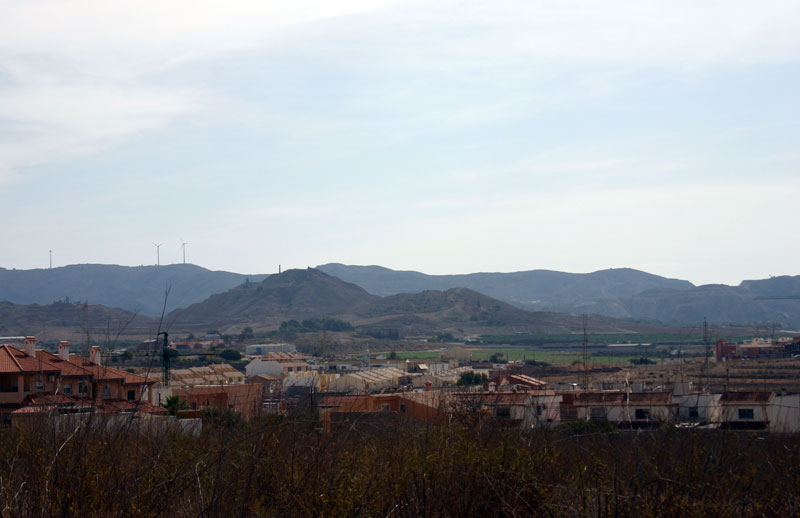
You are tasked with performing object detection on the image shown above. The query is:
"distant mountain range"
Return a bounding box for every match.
[0,263,798,329]
[317,264,800,329]
[0,264,267,316]
[0,300,157,341]
[316,264,693,304]
[169,268,667,336]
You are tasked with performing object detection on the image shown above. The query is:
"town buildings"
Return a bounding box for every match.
[0,337,160,423]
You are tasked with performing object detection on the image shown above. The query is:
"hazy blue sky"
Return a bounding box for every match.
[1,1,798,285]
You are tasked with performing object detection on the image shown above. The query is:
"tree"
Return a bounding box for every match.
[457,371,488,386]
[162,395,188,416]
[389,351,398,360]
[219,349,242,362]
[489,353,506,364]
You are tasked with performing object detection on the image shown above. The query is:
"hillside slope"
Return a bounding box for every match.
[0,264,268,315]
[169,268,668,336]
[318,264,800,327]
[0,301,156,339]
[168,268,379,329]
[316,263,694,307]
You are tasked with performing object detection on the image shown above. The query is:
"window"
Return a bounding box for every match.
[127,390,136,401]
[400,404,406,413]
[635,409,651,420]
[495,406,511,418]
[63,384,72,395]
[688,407,699,418]
[102,385,111,398]
[535,405,543,416]
[738,408,755,420]
[48,375,56,382]
[589,407,607,421]
[78,380,87,394]
[35,377,44,392]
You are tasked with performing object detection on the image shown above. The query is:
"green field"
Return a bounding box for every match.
[357,347,654,366]
[469,348,640,365]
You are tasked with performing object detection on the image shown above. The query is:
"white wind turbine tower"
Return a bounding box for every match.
[153,242,163,266]
[180,239,188,265]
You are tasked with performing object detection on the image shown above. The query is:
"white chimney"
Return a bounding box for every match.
[58,341,70,361]
[89,346,102,366]
[23,336,36,358]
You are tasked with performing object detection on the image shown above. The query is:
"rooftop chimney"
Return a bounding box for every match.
[23,336,36,358]
[89,346,102,366]
[58,341,70,361]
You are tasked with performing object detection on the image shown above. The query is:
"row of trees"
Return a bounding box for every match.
[278,317,354,333]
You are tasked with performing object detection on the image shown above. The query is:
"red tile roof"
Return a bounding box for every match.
[575,392,674,405]
[509,374,547,387]
[0,345,155,385]
[720,391,774,403]
[0,345,61,374]
[35,350,93,377]
[67,355,156,385]
[100,399,167,414]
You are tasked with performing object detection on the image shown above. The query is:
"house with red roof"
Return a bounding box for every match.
[0,337,159,422]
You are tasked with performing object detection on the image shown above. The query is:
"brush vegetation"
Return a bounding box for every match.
[1,414,799,516]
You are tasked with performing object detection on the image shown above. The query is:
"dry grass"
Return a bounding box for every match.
[0,412,798,517]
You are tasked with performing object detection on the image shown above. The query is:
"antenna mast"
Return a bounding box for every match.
[581,314,589,389]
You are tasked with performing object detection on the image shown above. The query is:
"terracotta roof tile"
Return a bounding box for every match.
[0,345,60,374]
[576,392,675,405]
[720,391,774,403]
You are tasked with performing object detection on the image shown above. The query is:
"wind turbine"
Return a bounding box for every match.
[49,249,52,269]
[180,239,188,265]
[153,242,163,266]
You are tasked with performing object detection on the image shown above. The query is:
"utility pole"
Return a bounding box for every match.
[703,317,711,394]
[159,331,170,385]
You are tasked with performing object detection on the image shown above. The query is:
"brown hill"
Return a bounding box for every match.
[0,301,156,341]
[168,268,379,329]
[169,268,668,336]
[356,287,665,336]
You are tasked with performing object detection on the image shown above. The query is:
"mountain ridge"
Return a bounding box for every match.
[0,263,269,316]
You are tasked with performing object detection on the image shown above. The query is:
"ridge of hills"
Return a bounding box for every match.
[317,264,800,328]
[168,268,379,329]
[316,263,695,303]
[168,268,671,336]
[0,300,157,342]
[0,263,268,316]
[1,262,798,328]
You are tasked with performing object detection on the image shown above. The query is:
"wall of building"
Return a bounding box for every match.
[768,395,800,433]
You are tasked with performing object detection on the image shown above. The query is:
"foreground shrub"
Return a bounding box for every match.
[0,413,798,517]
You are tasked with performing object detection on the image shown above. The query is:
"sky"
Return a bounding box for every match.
[1,0,799,286]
